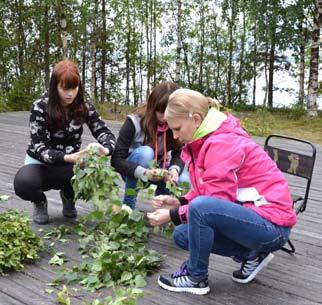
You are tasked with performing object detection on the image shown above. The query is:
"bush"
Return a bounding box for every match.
[0,209,43,273]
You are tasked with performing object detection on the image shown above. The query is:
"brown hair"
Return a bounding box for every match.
[134,82,179,145]
[48,60,88,130]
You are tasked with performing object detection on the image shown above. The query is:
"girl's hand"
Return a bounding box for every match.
[144,168,168,182]
[87,142,110,156]
[64,149,87,164]
[146,209,171,226]
[168,168,179,184]
[152,195,180,209]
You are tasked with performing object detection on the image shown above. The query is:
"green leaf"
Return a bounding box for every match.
[134,274,147,288]
[121,271,133,282]
[56,286,71,305]
[0,195,10,201]
[128,209,142,222]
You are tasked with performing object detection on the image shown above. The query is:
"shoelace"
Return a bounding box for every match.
[171,261,189,278]
[241,257,259,276]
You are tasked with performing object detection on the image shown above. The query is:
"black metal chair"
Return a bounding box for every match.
[264,134,317,254]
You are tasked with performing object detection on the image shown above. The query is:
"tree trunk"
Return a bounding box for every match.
[298,20,306,106]
[82,26,87,89]
[153,0,157,86]
[139,18,144,103]
[145,1,150,99]
[175,0,182,83]
[101,0,106,103]
[267,28,276,108]
[307,0,322,117]
[182,43,191,86]
[44,3,50,89]
[91,1,98,102]
[238,7,246,105]
[125,0,130,105]
[252,20,257,106]
[60,11,68,59]
[227,7,234,106]
[16,0,25,76]
[198,6,205,92]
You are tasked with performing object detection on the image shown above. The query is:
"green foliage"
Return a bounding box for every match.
[56,285,71,305]
[72,148,122,212]
[44,225,72,241]
[85,287,144,305]
[56,208,161,291]
[49,252,68,266]
[0,209,43,274]
[0,0,314,111]
[0,194,10,201]
[57,152,162,292]
[240,108,274,136]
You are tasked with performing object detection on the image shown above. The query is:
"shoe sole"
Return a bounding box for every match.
[157,277,210,295]
[231,253,275,284]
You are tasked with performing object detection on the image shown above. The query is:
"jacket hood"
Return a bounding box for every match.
[193,109,249,141]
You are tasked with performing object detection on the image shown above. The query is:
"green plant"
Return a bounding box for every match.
[85,287,144,305]
[0,195,10,201]
[56,285,71,305]
[55,152,162,291]
[240,108,273,136]
[0,209,43,274]
[72,149,121,212]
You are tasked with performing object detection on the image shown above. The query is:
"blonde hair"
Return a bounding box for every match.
[165,89,220,120]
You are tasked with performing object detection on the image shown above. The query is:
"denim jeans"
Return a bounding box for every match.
[123,145,190,209]
[172,196,291,279]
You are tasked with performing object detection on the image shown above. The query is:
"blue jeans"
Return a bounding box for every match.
[123,146,190,209]
[172,196,291,279]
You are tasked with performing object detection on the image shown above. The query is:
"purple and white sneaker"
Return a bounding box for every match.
[157,261,210,295]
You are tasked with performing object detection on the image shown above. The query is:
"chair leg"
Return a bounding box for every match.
[281,239,295,254]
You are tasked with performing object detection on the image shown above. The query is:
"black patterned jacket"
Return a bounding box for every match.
[26,93,115,164]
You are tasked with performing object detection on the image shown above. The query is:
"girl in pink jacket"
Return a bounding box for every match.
[147,89,296,295]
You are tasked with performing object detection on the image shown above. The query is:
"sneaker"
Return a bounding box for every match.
[232,252,274,284]
[60,190,77,218]
[157,261,210,295]
[33,197,49,224]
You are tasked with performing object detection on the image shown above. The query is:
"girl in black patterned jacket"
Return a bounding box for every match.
[14,60,116,224]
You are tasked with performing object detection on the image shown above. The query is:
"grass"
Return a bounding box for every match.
[235,108,322,145]
[1,101,322,145]
[96,103,322,145]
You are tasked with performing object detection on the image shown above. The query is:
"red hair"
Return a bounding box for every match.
[53,60,80,89]
[48,60,87,130]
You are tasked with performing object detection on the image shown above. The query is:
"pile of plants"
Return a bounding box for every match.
[54,148,162,294]
[0,209,43,274]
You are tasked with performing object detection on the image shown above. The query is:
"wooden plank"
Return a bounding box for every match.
[1,111,322,305]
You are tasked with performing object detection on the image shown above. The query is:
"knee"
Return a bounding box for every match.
[131,146,154,166]
[13,166,41,200]
[189,196,208,214]
[173,225,189,250]
[14,168,29,199]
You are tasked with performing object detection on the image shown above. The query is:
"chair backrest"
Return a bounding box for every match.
[264,134,316,214]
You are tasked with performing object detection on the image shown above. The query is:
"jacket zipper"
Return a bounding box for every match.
[188,145,201,195]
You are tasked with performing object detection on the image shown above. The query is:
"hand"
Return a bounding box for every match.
[87,142,110,156]
[64,149,88,164]
[152,195,180,210]
[145,168,168,182]
[168,168,179,185]
[146,209,171,226]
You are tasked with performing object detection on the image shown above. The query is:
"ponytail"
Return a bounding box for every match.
[207,97,221,110]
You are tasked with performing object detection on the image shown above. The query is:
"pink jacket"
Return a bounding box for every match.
[179,114,296,227]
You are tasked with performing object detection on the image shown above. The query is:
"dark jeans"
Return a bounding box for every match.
[173,196,291,279]
[14,163,74,203]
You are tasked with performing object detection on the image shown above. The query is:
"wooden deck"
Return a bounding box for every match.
[0,111,321,305]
